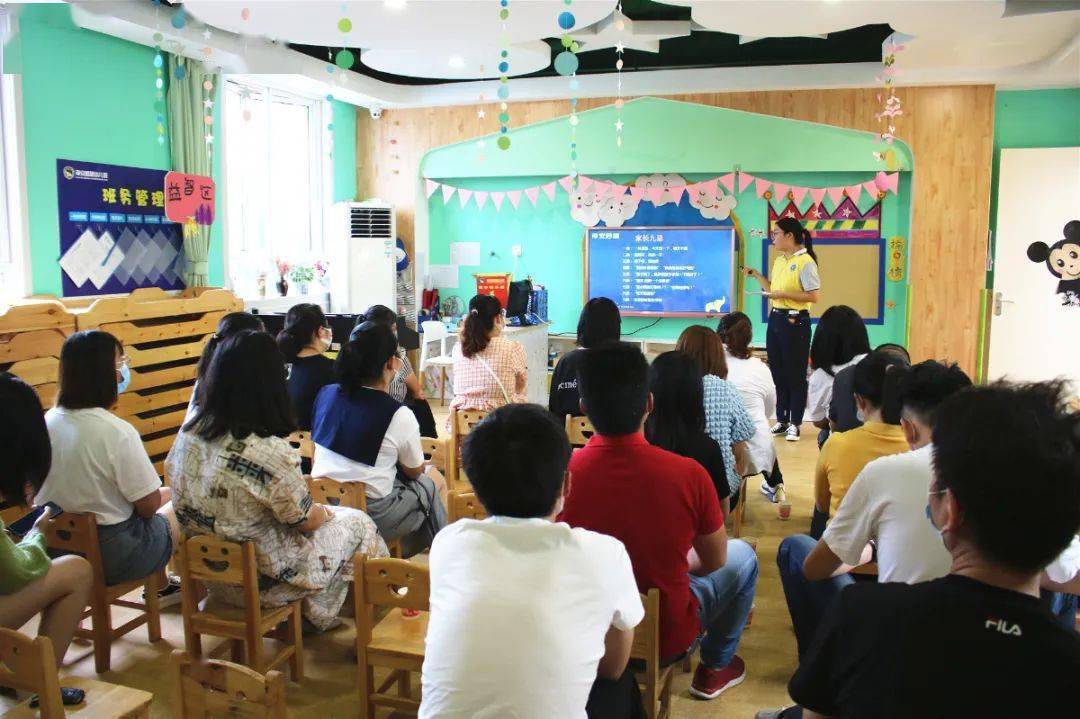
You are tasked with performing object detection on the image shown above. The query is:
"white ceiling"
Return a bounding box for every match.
[65,0,1080,109]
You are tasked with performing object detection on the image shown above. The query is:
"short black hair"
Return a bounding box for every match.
[576,297,622,349]
[463,403,570,518]
[851,350,909,424]
[577,342,648,436]
[897,360,972,429]
[336,324,398,393]
[932,381,1080,574]
[359,304,397,328]
[645,351,706,456]
[810,305,870,374]
[276,303,326,360]
[186,331,296,440]
[874,342,911,363]
[57,330,123,410]
[195,312,265,400]
[0,373,51,505]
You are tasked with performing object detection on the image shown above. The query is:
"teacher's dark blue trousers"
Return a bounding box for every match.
[766,309,811,427]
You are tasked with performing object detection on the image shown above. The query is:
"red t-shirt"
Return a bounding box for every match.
[558,432,725,659]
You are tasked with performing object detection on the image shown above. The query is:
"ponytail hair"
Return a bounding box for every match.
[775,216,818,265]
[461,294,502,358]
[276,303,326,361]
[717,311,753,361]
[852,350,910,425]
[195,312,265,405]
[336,324,399,393]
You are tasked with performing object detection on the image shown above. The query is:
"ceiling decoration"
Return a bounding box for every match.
[568,8,690,53]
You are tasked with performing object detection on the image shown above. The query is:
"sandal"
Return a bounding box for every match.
[29,687,85,708]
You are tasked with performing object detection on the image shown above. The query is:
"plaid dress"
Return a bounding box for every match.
[703,375,758,496]
[166,431,388,630]
[446,336,527,430]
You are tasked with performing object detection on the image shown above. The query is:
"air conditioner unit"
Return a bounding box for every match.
[328,200,396,314]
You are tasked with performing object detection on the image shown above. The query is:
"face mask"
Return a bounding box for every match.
[117,363,131,394]
[856,407,866,423]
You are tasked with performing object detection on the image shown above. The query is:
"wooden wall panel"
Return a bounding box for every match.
[356,86,994,374]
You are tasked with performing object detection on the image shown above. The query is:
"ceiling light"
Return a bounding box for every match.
[448,55,465,69]
[384,0,407,10]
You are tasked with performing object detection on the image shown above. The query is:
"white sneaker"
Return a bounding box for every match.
[774,484,787,504]
[760,479,777,503]
[769,422,789,436]
[785,425,801,442]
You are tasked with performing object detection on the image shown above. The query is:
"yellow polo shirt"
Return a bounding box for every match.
[815,422,909,516]
[770,249,820,311]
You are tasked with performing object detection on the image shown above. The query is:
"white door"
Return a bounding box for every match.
[987,147,1080,390]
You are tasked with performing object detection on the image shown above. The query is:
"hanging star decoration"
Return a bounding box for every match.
[615,119,623,131]
[477,108,486,119]
[204,133,214,144]
[203,98,214,109]
[613,2,625,148]
[202,26,212,40]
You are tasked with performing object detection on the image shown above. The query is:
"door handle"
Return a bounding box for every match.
[993,291,1015,316]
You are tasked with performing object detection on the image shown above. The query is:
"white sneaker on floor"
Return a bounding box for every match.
[770,422,789,436]
[759,478,777,502]
[774,484,787,504]
[785,425,801,442]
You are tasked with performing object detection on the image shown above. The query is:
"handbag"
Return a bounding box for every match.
[475,354,512,404]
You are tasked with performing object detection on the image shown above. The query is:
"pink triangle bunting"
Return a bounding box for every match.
[507,190,522,209]
[791,186,808,205]
[862,180,880,198]
[670,185,686,203]
[491,191,506,211]
[612,184,628,196]
[648,187,665,204]
[440,184,456,203]
[719,173,735,193]
[525,187,540,206]
[425,179,439,199]
[579,176,594,192]
[826,186,846,208]
[772,183,790,201]
[593,181,611,198]
[875,171,899,194]
[810,187,827,206]
[474,190,489,210]
[541,182,556,201]
[457,188,473,208]
[703,178,720,195]
[558,176,575,194]
[754,177,772,197]
[629,186,645,200]
[845,184,862,203]
[738,172,755,193]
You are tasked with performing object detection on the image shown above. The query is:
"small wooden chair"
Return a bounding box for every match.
[354,555,429,719]
[0,627,153,719]
[177,536,303,681]
[732,476,748,538]
[851,562,880,577]
[170,650,285,719]
[448,408,488,490]
[565,415,595,448]
[286,431,315,461]
[38,511,163,674]
[419,436,450,477]
[447,491,488,524]
[305,476,404,559]
[632,589,674,719]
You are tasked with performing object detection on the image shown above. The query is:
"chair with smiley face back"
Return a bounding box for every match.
[177,535,303,682]
[305,476,404,559]
[170,650,285,719]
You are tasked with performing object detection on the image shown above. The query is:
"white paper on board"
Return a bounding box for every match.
[59,229,101,288]
[428,264,459,289]
[88,231,125,289]
[449,241,481,266]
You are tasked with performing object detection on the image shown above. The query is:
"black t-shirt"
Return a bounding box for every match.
[828,365,860,433]
[651,432,730,506]
[286,354,336,430]
[549,348,585,419]
[790,574,1080,718]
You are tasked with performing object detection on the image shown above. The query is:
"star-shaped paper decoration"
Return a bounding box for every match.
[840,207,853,217]
[811,208,823,218]
[615,119,624,131]
[477,109,486,119]
[570,10,690,54]
[203,98,214,109]
[614,41,625,53]
[204,133,214,144]
[202,27,212,40]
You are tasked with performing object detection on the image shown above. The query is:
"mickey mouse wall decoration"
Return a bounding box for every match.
[1027,220,1080,307]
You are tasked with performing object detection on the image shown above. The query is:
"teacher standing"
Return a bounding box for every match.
[743,217,821,444]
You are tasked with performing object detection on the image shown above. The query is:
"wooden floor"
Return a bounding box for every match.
[2,423,819,718]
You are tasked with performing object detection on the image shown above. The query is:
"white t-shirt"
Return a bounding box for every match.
[420,517,644,719]
[806,353,867,423]
[822,444,951,584]
[310,406,424,499]
[1046,535,1080,584]
[35,407,161,526]
[724,350,777,475]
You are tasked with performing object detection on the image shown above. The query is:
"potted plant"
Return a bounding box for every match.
[289,263,315,296]
[274,258,291,296]
[314,259,330,288]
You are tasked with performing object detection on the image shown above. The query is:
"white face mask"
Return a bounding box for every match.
[856,407,866,424]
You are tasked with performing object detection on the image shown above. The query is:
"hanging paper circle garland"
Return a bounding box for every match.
[554,51,578,75]
[497,85,509,100]
[173,65,187,80]
[240,7,250,21]
[497,0,511,150]
[558,11,576,29]
[335,49,355,69]
[153,32,163,43]
[338,18,353,33]
[171,10,187,29]
[497,136,511,150]
[153,54,163,69]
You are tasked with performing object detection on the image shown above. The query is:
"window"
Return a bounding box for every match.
[223,79,330,297]
[0,6,28,305]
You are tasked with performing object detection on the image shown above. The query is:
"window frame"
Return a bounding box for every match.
[0,6,31,303]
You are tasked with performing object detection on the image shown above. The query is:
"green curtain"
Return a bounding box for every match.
[166,55,218,287]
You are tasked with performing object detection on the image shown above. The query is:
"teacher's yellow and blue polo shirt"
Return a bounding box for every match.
[770,248,820,312]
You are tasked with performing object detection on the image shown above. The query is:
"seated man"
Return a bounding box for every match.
[777,361,972,657]
[559,342,759,701]
[420,403,645,719]
[758,380,1080,718]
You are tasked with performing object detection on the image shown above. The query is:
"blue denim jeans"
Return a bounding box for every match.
[777,534,854,659]
[688,538,759,669]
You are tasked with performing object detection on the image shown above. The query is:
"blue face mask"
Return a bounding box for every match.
[925,503,938,530]
[117,363,131,394]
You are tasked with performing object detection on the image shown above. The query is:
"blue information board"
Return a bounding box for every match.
[587,227,737,317]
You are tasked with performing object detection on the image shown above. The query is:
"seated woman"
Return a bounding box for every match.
[277,303,334,431]
[166,331,387,631]
[447,295,527,427]
[676,326,756,508]
[352,304,437,438]
[311,325,448,558]
[645,352,731,515]
[34,331,179,595]
[548,297,621,420]
[0,373,92,694]
[185,312,265,423]
[718,312,785,504]
[811,350,910,539]
[806,305,870,446]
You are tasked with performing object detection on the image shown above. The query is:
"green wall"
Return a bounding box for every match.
[6,4,357,296]
[425,99,912,347]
